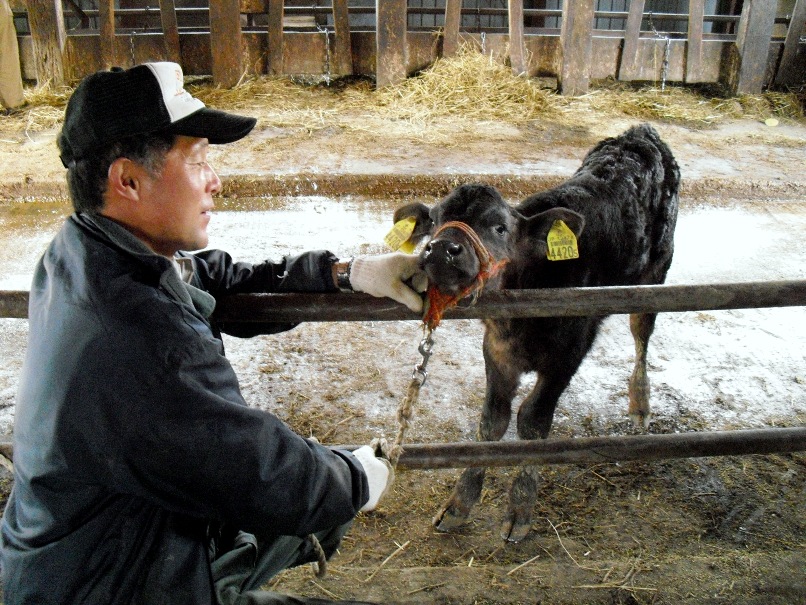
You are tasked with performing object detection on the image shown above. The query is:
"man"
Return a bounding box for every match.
[0,0,25,115]
[0,62,426,604]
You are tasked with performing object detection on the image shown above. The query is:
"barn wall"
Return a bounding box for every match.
[11,1,806,92]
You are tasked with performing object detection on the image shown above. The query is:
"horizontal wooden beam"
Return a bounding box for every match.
[216,279,805,323]
[2,427,804,468]
[393,427,806,469]
[2,280,804,321]
[398,427,806,469]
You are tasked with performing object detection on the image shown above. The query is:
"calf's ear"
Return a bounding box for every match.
[390,202,434,249]
[522,208,586,257]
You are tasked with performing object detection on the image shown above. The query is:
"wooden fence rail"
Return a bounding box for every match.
[2,427,805,469]
[2,280,805,321]
[388,427,806,469]
[1,280,805,321]
[14,0,806,92]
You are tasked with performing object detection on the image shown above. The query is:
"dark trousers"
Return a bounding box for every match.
[211,522,377,605]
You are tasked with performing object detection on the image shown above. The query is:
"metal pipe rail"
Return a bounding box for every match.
[1,280,805,321]
[1,428,804,469]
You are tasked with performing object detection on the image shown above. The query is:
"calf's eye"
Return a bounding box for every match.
[494,225,507,235]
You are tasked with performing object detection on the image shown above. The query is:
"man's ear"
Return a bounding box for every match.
[106,157,142,202]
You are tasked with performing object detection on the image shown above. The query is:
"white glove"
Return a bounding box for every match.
[351,445,394,512]
[349,253,428,313]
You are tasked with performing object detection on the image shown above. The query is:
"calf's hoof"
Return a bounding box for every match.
[500,511,532,543]
[629,409,651,430]
[432,502,471,532]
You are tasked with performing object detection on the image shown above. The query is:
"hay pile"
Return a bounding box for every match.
[573,84,803,127]
[1,85,71,134]
[360,48,555,124]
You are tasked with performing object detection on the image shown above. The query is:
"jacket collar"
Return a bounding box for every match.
[74,212,216,318]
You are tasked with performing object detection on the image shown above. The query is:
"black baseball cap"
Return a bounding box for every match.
[58,62,256,168]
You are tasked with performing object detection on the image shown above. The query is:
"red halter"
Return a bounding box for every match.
[422,221,509,330]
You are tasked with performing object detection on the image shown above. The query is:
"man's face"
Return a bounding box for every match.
[133,135,221,257]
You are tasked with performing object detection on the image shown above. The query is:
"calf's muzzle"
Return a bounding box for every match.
[421,235,481,295]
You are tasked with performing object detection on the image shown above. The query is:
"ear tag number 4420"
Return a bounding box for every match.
[546,220,579,261]
[384,216,417,254]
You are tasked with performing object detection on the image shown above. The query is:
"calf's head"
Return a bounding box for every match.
[394,184,585,296]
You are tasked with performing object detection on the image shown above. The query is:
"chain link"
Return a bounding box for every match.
[412,328,434,386]
[647,13,671,91]
[316,23,332,85]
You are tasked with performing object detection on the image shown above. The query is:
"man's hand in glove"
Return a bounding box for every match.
[345,253,428,313]
[350,445,394,512]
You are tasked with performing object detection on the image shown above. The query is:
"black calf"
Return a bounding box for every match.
[393,124,680,541]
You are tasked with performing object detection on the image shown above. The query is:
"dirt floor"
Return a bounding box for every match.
[0,73,805,604]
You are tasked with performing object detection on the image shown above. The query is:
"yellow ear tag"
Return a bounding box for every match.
[546,219,579,261]
[384,216,417,253]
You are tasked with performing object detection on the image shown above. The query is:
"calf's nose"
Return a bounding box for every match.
[424,239,464,263]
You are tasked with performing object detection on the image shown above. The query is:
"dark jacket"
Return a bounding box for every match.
[0,213,369,605]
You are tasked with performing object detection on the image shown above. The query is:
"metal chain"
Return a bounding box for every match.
[387,326,435,468]
[647,13,671,91]
[316,23,332,85]
[308,328,434,578]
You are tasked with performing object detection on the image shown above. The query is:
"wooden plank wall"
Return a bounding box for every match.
[18,1,805,96]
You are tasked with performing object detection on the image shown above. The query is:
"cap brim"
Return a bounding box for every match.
[167,108,256,144]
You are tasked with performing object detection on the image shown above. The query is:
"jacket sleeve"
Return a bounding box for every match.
[79,291,369,538]
[190,249,338,295]
[188,249,339,337]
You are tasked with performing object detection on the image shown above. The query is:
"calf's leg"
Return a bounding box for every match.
[433,346,519,532]
[502,320,601,542]
[501,371,573,542]
[628,312,657,429]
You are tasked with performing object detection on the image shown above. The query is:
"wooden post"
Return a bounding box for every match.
[98,0,115,68]
[443,0,462,57]
[508,0,525,75]
[376,0,407,87]
[618,0,644,81]
[728,0,777,94]
[209,0,243,87]
[159,0,182,64]
[331,0,353,76]
[559,0,594,95]
[267,0,284,75]
[773,0,806,87]
[686,0,704,83]
[25,0,67,86]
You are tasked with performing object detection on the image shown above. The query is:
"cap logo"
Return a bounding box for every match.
[145,62,205,124]
[173,67,185,96]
